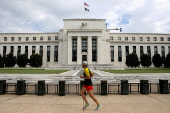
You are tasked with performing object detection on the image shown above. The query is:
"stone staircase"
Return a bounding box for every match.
[46,64,124,70]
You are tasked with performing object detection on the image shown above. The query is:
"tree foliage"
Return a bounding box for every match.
[164,53,170,67]
[17,54,28,67]
[0,54,4,68]
[30,53,42,67]
[126,52,140,68]
[152,54,163,67]
[140,54,152,67]
[4,52,17,67]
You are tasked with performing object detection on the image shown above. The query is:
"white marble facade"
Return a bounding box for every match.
[0,18,170,68]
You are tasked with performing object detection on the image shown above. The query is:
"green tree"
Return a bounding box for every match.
[164,53,170,67]
[0,54,4,68]
[126,52,140,68]
[152,54,163,67]
[140,54,152,67]
[4,52,17,67]
[30,53,42,67]
[17,54,28,67]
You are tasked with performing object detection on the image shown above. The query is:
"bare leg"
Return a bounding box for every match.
[80,87,88,103]
[88,90,100,105]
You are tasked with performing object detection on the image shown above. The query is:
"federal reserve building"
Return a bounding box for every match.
[0,18,170,69]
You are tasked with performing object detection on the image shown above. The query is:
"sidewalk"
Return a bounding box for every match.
[0,94,170,113]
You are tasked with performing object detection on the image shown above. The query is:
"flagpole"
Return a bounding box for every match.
[84,3,85,18]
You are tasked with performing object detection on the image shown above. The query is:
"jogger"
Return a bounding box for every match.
[80,61,102,111]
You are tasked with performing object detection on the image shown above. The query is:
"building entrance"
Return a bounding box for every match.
[82,55,87,62]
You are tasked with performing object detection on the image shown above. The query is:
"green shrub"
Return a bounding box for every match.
[4,52,17,67]
[17,54,28,67]
[152,54,163,67]
[30,53,42,67]
[140,54,152,67]
[126,52,140,68]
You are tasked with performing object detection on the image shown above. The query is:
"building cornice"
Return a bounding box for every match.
[0,32,59,35]
[66,29,103,32]
[109,33,170,35]
[110,41,170,44]
[0,41,59,44]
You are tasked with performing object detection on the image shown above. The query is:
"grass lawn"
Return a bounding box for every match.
[102,68,170,73]
[0,69,69,74]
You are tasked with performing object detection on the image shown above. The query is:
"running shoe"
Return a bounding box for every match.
[95,104,102,111]
[83,103,90,109]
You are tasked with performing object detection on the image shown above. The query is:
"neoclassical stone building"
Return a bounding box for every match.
[0,18,170,69]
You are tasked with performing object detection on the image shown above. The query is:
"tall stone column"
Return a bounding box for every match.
[97,36,101,64]
[136,46,140,58]
[43,45,47,67]
[122,45,125,63]
[77,36,82,64]
[68,36,72,64]
[88,36,92,64]
[21,46,25,54]
[28,45,32,59]
[165,46,168,57]
[0,46,3,56]
[58,40,63,65]
[151,45,154,57]
[114,45,118,63]
[50,45,54,65]
[6,45,10,55]
[36,45,40,54]
[144,46,147,54]
[129,45,133,54]
[158,45,161,56]
[14,45,17,57]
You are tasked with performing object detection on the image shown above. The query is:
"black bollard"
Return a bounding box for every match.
[140,80,149,94]
[101,80,107,95]
[0,80,6,95]
[121,80,129,95]
[17,80,26,95]
[159,79,169,94]
[59,81,65,96]
[80,80,86,95]
[38,80,45,96]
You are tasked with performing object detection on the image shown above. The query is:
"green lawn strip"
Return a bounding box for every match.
[102,69,170,73]
[0,69,69,74]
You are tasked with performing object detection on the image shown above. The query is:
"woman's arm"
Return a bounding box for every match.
[90,72,94,78]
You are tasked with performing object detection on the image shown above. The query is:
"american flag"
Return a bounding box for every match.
[84,2,89,7]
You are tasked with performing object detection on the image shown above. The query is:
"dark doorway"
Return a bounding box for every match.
[82,55,87,63]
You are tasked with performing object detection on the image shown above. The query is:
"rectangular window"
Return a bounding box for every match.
[26,37,29,41]
[133,46,136,54]
[4,37,7,41]
[92,39,97,61]
[17,46,21,57]
[147,37,150,41]
[33,37,36,40]
[125,37,128,41]
[161,46,165,60]
[160,37,164,41]
[40,36,43,40]
[18,37,21,41]
[55,36,58,40]
[48,36,51,40]
[47,46,51,62]
[72,39,77,61]
[110,46,114,62]
[132,37,135,41]
[3,46,6,57]
[140,46,143,57]
[139,37,143,41]
[147,46,151,57]
[154,46,158,55]
[169,46,170,54]
[54,46,58,62]
[10,46,14,54]
[39,46,43,58]
[110,36,113,40]
[118,37,121,41]
[32,46,36,55]
[118,46,122,62]
[168,37,170,41]
[125,46,129,58]
[25,46,28,57]
[82,38,87,52]
[153,37,157,41]
[11,37,14,41]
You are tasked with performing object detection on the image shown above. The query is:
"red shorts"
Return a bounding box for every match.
[83,85,93,91]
